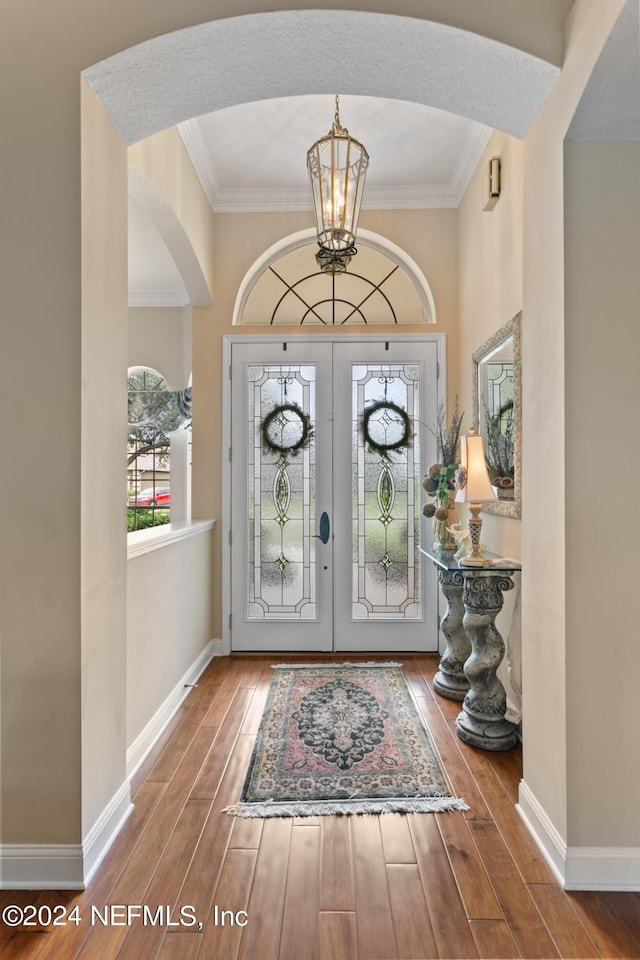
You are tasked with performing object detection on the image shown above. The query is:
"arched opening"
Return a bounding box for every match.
[72,4,564,891]
[233,228,437,326]
[84,11,558,144]
[128,166,212,306]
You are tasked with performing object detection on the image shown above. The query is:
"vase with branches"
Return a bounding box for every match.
[483,399,514,498]
[422,399,464,551]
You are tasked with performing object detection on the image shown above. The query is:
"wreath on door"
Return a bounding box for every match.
[261,402,314,456]
[360,399,413,456]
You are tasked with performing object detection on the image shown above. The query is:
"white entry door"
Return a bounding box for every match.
[229,337,440,652]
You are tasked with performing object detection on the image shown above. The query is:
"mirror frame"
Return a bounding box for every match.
[472,311,522,519]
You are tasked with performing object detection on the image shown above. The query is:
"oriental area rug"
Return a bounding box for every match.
[224,662,468,818]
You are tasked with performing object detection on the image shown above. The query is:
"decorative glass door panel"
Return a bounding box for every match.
[333,340,437,651]
[230,337,439,652]
[247,363,317,620]
[352,363,421,620]
[231,341,333,651]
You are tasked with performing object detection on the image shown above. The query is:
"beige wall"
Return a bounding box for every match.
[521,0,627,846]
[457,129,524,715]
[563,140,640,845]
[458,129,523,560]
[1,19,86,845]
[129,130,215,306]
[127,306,210,758]
[127,139,222,629]
[80,82,130,837]
[127,531,214,748]
[129,305,193,388]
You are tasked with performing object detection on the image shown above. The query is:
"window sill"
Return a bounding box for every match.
[127,519,216,560]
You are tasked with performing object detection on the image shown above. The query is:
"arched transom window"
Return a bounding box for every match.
[235,229,436,327]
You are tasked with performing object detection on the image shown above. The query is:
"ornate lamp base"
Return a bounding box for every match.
[458,505,492,567]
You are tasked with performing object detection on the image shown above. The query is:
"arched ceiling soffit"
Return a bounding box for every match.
[84,11,559,146]
[234,228,436,327]
[128,166,213,306]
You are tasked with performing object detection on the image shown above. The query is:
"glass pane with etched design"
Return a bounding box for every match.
[247,364,316,620]
[486,360,514,421]
[352,364,421,620]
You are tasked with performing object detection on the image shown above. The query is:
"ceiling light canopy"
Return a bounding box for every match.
[307,96,369,272]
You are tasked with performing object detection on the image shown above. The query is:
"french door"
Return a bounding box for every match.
[228,337,441,652]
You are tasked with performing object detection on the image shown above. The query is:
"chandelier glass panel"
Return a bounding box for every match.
[307,96,369,272]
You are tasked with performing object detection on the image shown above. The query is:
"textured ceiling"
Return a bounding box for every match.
[120,3,640,305]
[85,10,559,145]
[97,8,566,305]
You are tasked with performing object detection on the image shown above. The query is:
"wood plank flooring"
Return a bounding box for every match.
[1,654,639,959]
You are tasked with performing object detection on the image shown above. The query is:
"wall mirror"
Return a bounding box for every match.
[472,311,521,519]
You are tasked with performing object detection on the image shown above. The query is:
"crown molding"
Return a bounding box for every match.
[450,124,493,203]
[179,117,492,213]
[187,180,483,214]
[210,184,460,213]
[178,119,221,211]
[211,186,313,213]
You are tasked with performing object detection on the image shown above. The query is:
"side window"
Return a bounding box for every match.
[127,367,171,532]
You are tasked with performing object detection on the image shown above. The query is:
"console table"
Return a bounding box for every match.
[420,546,521,751]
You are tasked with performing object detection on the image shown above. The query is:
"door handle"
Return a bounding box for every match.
[315,511,330,544]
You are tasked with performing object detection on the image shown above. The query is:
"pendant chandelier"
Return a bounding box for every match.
[307,95,369,273]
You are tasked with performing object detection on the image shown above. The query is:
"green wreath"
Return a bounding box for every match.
[360,399,413,455]
[261,402,313,456]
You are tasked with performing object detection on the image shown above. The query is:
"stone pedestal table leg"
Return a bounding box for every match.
[433,568,470,701]
[455,572,519,751]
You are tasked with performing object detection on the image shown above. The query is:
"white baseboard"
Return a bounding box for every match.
[126,639,218,779]
[518,779,640,891]
[0,844,85,889]
[564,846,640,890]
[0,785,133,891]
[83,780,133,887]
[0,782,133,890]
[517,779,568,885]
[0,641,222,890]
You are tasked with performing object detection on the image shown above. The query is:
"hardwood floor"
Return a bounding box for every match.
[1,654,639,959]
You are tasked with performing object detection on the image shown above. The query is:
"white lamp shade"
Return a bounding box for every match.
[455,430,496,503]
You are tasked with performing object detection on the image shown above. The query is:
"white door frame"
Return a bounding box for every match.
[221,332,447,656]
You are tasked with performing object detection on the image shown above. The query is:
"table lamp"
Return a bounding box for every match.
[454,427,496,567]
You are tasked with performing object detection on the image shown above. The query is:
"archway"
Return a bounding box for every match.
[75,6,560,890]
[128,166,212,306]
[83,10,558,145]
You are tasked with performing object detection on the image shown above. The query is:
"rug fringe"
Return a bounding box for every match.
[271,661,404,670]
[222,797,469,818]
